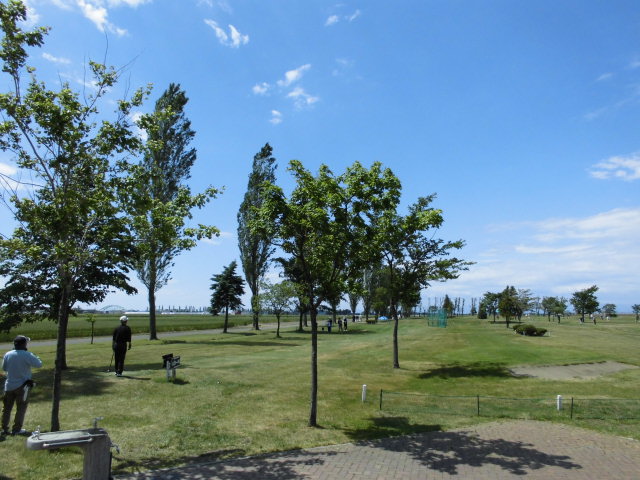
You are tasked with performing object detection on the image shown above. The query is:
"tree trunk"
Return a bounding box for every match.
[148,260,158,340]
[276,313,281,338]
[392,304,400,369]
[309,306,318,427]
[51,282,71,431]
[223,305,229,333]
[251,292,260,330]
[298,310,304,332]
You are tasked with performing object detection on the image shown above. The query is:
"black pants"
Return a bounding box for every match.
[2,384,29,433]
[114,344,128,374]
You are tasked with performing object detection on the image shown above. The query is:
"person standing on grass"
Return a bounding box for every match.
[112,316,132,377]
[2,335,42,436]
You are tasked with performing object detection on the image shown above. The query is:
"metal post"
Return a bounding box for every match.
[477,395,480,416]
[570,397,574,419]
[379,389,383,410]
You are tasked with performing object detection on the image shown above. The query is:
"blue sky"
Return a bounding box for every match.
[1,0,639,313]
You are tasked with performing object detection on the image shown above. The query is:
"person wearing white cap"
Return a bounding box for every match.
[2,335,42,435]
[112,316,132,377]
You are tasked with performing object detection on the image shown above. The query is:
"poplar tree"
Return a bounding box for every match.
[237,143,276,330]
[127,83,220,340]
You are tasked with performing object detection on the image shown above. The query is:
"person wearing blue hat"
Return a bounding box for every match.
[2,335,42,436]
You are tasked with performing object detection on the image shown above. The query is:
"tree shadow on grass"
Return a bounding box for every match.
[419,362,516,379]
[113,447,340,480]
[345,417,581,476]
[343,415,442,441]
[295,328,374,336]
[160,335,301,348]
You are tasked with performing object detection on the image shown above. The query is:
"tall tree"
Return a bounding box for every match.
[375,195,470,368]
[498,285,519,329]
[442,295,454,317]
[238,143,277,331]
[515,288,535,321]
[0,0,146,430]
[632,304,640,323]
[127,83,220,340]
[209,261,245,333]
[253,160,400,427]
[570,285,599,323]
[541,296,557,322]
[481,292,501,322]
[601,303,616,317]
[260,280,296,337]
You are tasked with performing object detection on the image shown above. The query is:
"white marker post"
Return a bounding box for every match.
[556,394,563,411]
[362,384,367,402]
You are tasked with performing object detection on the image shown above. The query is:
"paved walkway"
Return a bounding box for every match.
[114,420,640,479]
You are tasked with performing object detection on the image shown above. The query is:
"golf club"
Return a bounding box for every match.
[106,351,114,372]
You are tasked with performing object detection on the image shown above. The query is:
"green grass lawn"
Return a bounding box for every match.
[1,315,639,479]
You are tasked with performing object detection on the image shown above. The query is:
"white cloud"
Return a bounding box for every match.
[21,0,41,25]
[0,162,17,177]
[50,0,74,9]
[201,231,233,246]
[59,72,99,90]
[277,64,311,87]
[77,0,108,31]
[589,152,640,181]
[287,86,319,108]
[0,161,30,192]
[596,72,613,82]
[325,10,361,26]
[252,82,270,95]
[197,0,232,13]
[76,0,128,36]
[108,0,152,6]
[629,57,640,69]
[204,19,249,48]
[269,110,282,125]
[42,52,71,64]
[325,15,339,26]
[347,9,361,22]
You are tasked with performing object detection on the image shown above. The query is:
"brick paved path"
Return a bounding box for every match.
[114,420,640,479]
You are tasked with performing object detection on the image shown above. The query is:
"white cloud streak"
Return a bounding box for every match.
[42,52,71,64]
[269,110,282,125]
[287,86,319,108]
[201,230,233,246]
[277,64,311,87]
[325,9,361,26]
[252,82,270,95]
[325,15,339,26]
[589,152,640,181]
[204,19,249,48]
